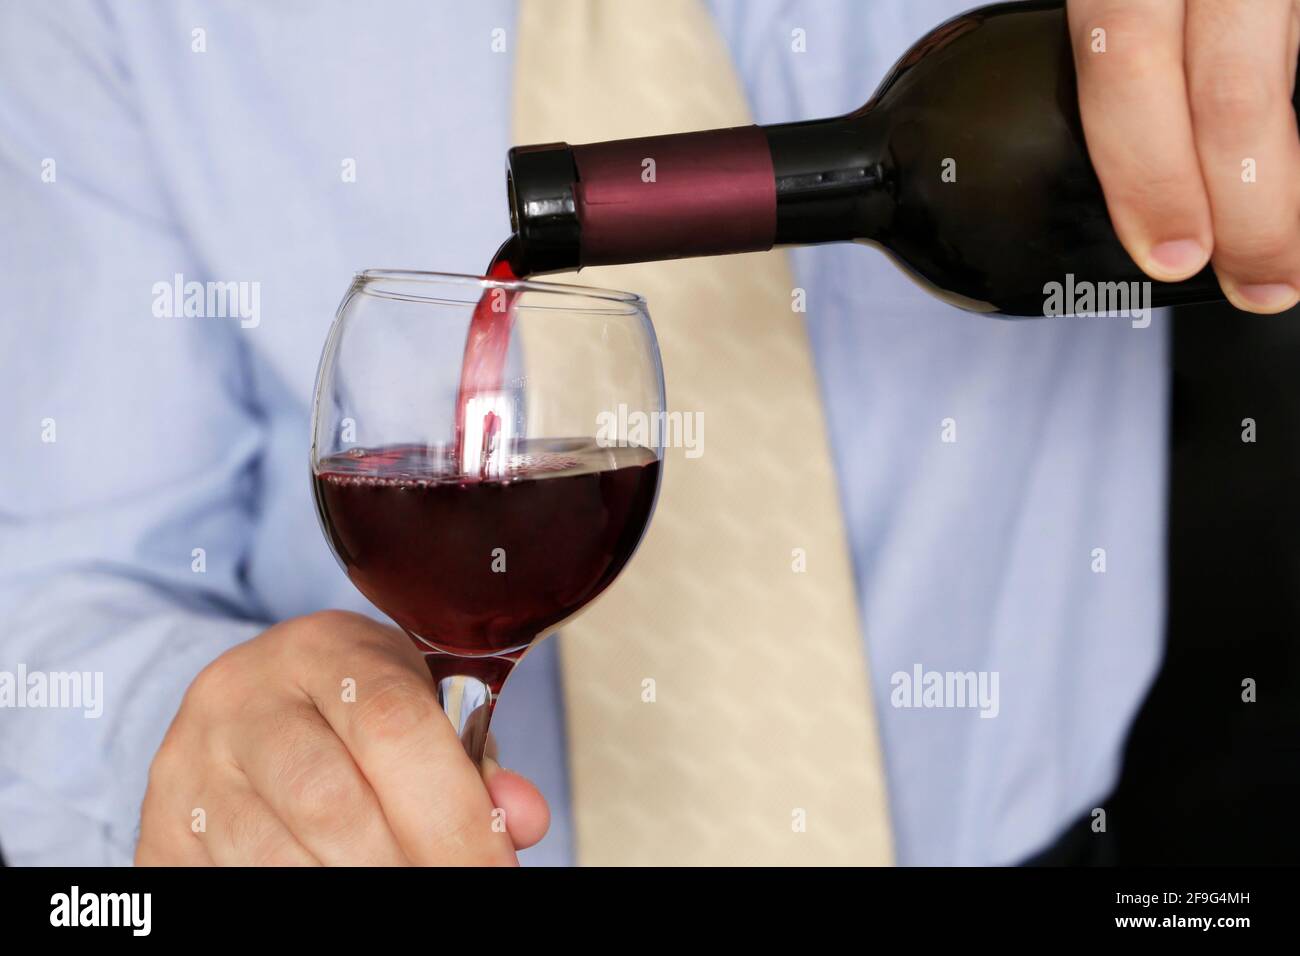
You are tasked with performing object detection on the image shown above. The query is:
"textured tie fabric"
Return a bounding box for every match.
[513,0,893,865]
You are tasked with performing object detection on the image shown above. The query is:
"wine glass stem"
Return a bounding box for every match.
[424,652,517,765]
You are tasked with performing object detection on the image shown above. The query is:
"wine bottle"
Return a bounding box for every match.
[502,0,1300,317]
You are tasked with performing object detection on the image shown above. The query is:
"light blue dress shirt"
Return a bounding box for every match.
[0,0,1167,866]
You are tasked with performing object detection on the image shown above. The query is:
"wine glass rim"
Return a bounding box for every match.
[356,269,645,307]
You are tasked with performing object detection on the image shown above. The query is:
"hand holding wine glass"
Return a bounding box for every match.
[136,610,549,865]
[139,263,659,865]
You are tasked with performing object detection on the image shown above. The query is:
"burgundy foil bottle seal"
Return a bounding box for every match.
[570,125,777,267]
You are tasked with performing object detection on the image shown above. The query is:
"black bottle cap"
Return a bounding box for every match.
[505,143,581,275]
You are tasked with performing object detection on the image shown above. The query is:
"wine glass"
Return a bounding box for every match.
[310,270,664,763]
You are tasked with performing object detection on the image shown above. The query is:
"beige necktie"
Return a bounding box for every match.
[514,0,893,866]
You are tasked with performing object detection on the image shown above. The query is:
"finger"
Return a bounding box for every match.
[196,776,322,867]
[1186,0,1300,312]
[1069,0,1215,279]
[136,790,212,866]
[229,698,410,866]
[135,723,214,866]
[291,611,518,866]
[482,757,551,850]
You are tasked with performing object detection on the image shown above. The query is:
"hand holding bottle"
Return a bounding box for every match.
[1068,0,1300,313]
[506,0,1299,318]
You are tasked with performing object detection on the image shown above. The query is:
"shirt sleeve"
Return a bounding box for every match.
[0,1,268,865]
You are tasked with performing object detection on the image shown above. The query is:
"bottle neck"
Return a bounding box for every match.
[505,115,885,277]
[766,114,888,246]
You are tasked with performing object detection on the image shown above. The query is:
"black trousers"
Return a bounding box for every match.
[1028,300,1300,866]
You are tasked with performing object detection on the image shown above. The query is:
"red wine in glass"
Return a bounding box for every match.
[313,439,660,658]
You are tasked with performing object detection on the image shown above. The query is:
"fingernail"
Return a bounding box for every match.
[1233,283,1299,313]
[1147,239,1209,278]
[481,755,502,778]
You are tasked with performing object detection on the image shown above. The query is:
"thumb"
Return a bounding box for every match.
[482,756,551,850]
